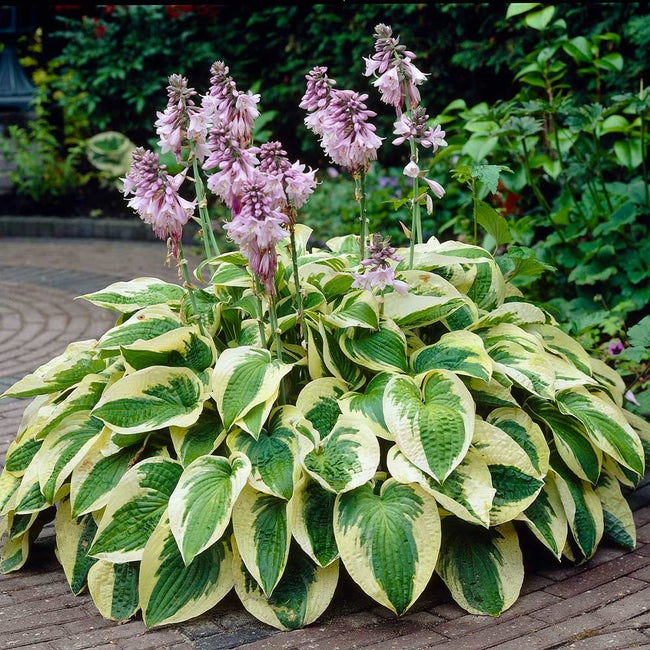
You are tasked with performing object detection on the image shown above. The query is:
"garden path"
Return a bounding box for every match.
[1,237,650,650]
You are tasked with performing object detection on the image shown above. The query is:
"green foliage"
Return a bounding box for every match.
[427,2,649,350]
[1,9,648,632]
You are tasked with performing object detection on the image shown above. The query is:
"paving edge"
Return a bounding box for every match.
[0,215,201,241]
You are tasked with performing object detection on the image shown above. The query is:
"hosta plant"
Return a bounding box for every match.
[1,23,649,631]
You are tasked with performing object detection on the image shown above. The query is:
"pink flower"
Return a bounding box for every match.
[155,74,207,163]
[422,176,446,199]
[372,66,402,110]
[319,89,383,173]
[352,233,409,295]
[403,161,420,178]
[122,148,196,256]
[223,170,289,294]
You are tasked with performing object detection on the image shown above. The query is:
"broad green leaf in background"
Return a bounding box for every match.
[169,452,251,565]
[90,458,183,562]
[436,518,523,616]
[79,277,185,312]
[334,479,440,615]
[384,370,475,482]
[140,513,233,627]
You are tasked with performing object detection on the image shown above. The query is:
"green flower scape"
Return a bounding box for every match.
[1,4,649,632]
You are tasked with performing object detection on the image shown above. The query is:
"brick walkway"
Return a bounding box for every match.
[1,237,650,650]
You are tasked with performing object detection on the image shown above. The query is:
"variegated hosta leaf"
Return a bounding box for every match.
[296,376,348,439]
[121,326,217,373]
[79,277,185,312]
[212,346,293,438]
[387,445,495,528]
[168,452,251,565]
[140,513,233,627]
[435,240,507,311]
[334,479,440,616]
[227,406,301,500]
[556,387,645,478]
[551,357,599,392]
[339,372,393,441]
[472,301,547,329]
[410,330,493,382]
[0,527,31,573]
[97,304,182,353]
[524,323,593,376]
[316,319,366,389]
[292,476,338,567]
[482,324,555,399]
[70,429,141,517]
[181,287,222,337]
[232,484,292,596]
[4,437,43,477]
[551,453,604,561]
[323,289,380,330]
[301,414,380,494]
[596,461,636,550]
[589,357,627,406]
[516,473,568,559]
[26,374,109,441]
[210,261,253,288]
[87,560,140,621]
[0,470,21,515]
[382,292,466,329]
[384,371,475,482]
[92,366,208,435]
[466,377,518,409]
[486,407,549,476]
[526,396,602,484]
[90,458,183,562]
[473,419,544,525]
[35,413,105,503]
[233,539,339,631]
[338,319,408,374]
[436,518,523,616]
[2,340,104,398]
[12,458,48,515]
[55,498,98,594]
[625,409,650,469]
[170,405,226,468]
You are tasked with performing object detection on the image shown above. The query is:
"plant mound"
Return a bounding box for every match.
[1,19,649,632]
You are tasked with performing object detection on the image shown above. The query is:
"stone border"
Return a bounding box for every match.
[0,215,201,241]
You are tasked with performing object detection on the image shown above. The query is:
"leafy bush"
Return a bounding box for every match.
[1,16,648,632]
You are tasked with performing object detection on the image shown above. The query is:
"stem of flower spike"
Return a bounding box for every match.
[355,171,368,260]
[191,153,220,263]
[268,298,287,405]
[176,239,206,337]
[288,214,303,322]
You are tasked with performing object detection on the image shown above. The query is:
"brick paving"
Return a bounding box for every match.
[2,237,650,650]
